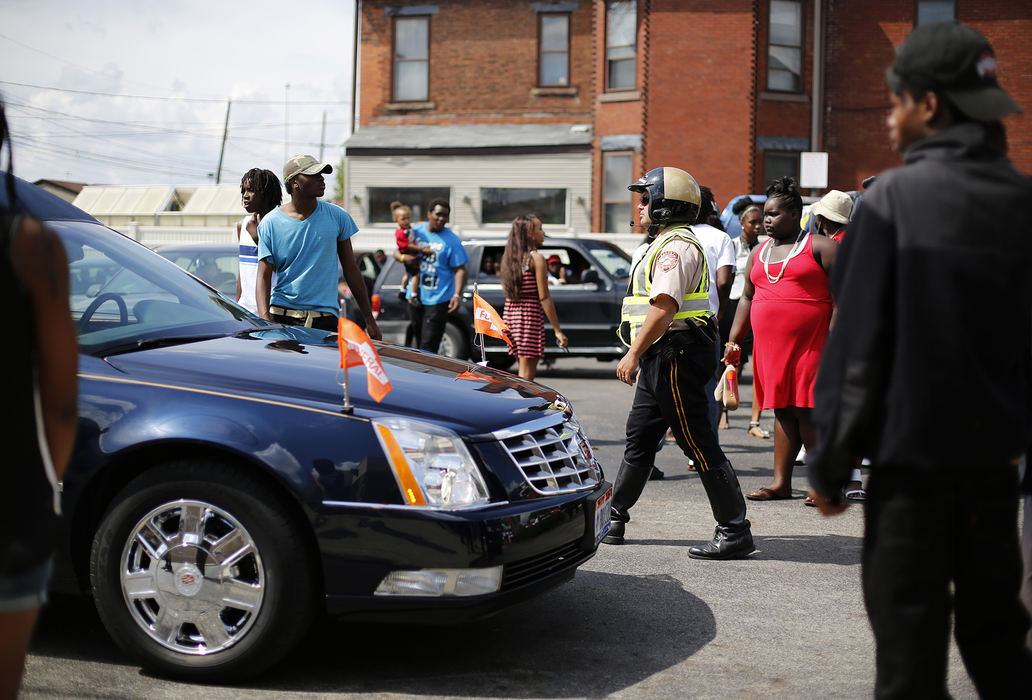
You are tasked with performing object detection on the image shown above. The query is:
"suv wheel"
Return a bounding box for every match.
[90,460,317,681]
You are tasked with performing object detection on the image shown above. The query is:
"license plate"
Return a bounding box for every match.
[594,486,613,545]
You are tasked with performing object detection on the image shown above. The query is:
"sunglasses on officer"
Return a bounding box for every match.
[639,193,649,205]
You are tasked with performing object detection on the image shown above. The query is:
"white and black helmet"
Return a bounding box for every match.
[628,167,701,228]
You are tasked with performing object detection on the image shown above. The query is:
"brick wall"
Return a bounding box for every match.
[643,0,757,208]
[961,2,1032,173]
[360,0,594,126]
[825,0,1032,191]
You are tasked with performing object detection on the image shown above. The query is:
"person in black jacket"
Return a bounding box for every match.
[807,21,1032,697]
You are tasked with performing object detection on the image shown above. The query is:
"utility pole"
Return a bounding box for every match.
[318,110,327,161]
[284,83,290,162]
[215,98,231,184]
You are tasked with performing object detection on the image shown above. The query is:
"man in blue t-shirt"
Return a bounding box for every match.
[257,154,379,337]
[411,199,468,353]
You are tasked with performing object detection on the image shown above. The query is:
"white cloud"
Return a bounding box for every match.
[0,0,357,189]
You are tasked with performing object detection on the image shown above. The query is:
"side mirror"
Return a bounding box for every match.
[581,269,602,288]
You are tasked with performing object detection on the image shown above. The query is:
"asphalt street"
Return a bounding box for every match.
[21,357,981,698]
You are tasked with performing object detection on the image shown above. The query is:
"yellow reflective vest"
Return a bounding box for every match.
[617,226,711,348]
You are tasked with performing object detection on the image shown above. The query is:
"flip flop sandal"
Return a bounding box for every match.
[748,421,771,439]
[843,487,867,503]
[803,495,818,507]
[746,487,791,501]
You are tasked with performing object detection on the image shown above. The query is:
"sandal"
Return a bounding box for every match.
[746,487,791,501]
[748,421,770,439]
[842,485,867,503]
[803,495,817,507]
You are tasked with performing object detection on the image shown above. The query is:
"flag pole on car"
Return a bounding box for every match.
[472,280,515,366]
[337,283,352,413]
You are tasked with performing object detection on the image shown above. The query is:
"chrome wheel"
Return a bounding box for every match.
[120,499,264,655]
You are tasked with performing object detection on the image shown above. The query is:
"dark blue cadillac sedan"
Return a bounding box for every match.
[7,177,611,681]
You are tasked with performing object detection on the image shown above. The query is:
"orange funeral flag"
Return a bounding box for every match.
[473,293,515,348]
[337,317,392,402]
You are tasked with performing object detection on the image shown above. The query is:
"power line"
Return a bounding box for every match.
[9,136,214,180]
[0,80,350,105]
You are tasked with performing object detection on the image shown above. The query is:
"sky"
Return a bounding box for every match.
[0,0,358,192]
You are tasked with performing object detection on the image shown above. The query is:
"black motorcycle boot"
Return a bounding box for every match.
[601,460,650,545]
[688,461,754,560]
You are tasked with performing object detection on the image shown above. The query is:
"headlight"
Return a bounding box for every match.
[373,417,490,508]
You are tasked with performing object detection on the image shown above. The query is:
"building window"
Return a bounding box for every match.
[367,187,450,224]
[393,16,429,101]
[481,188,567,225]
[916,1,955,25]
[606,1,636,91]
[603,153,632,233]
[539,14,570,86]
[763,152,799,188]
[768,0,802,92]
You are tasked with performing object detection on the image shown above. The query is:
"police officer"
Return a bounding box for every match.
[603,167,753,560]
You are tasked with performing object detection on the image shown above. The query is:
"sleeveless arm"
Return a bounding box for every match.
[15,218,78,478]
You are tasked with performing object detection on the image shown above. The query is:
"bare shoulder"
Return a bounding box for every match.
[810,232,838,254]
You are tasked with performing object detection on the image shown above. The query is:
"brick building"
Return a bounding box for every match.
[344,0,1031,235]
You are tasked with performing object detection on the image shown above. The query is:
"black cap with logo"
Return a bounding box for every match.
[886,21,1022,122]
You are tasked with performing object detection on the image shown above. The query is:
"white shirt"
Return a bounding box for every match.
[690,223,736,315]
[729,234,768,300]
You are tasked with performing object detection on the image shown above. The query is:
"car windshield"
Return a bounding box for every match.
[156,246,239,296]
[56,220,268,355]
[579,240,631,278]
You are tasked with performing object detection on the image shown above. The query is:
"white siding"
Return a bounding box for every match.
[344,152,592,236]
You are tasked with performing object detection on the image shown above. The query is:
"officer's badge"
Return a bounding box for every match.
[657,251,679,271]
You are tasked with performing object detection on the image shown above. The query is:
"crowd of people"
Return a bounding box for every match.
[4,18,1031,698]
[601,20,1032,697]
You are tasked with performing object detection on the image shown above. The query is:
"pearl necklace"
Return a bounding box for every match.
[760,231,808,284]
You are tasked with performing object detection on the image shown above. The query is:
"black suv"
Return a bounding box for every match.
[371,237,632,368]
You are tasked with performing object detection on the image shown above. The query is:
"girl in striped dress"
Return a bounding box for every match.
[500,215,568,380]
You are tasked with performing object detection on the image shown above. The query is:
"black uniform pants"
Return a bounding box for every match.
[863,465,1032,698]
[622,338,726,475]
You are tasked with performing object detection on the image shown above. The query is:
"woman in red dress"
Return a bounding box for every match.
[500,215,568,380]
[724,177,838,501]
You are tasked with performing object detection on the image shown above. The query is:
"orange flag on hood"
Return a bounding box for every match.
[473,293,515,348]
[338,317,392,402]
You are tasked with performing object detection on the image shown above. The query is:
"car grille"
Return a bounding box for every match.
[502,541,583,590]
[499,421,602,495]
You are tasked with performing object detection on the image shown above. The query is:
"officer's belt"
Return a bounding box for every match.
[642,321,717,362]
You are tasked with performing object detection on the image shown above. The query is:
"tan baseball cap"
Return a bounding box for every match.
[811,190,853,224]
[283,154,332,182]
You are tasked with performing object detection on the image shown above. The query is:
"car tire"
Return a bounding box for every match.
[90,459,318,681]
[438,321,470,360]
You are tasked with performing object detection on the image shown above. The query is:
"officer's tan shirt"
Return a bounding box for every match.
[648,237,705,333]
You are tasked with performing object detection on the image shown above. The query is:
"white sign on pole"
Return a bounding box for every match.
[799,152,829,189]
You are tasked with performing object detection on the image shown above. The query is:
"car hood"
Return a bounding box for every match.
[101,329,567,437]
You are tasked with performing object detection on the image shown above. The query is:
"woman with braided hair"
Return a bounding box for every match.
[235,168,282,313]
